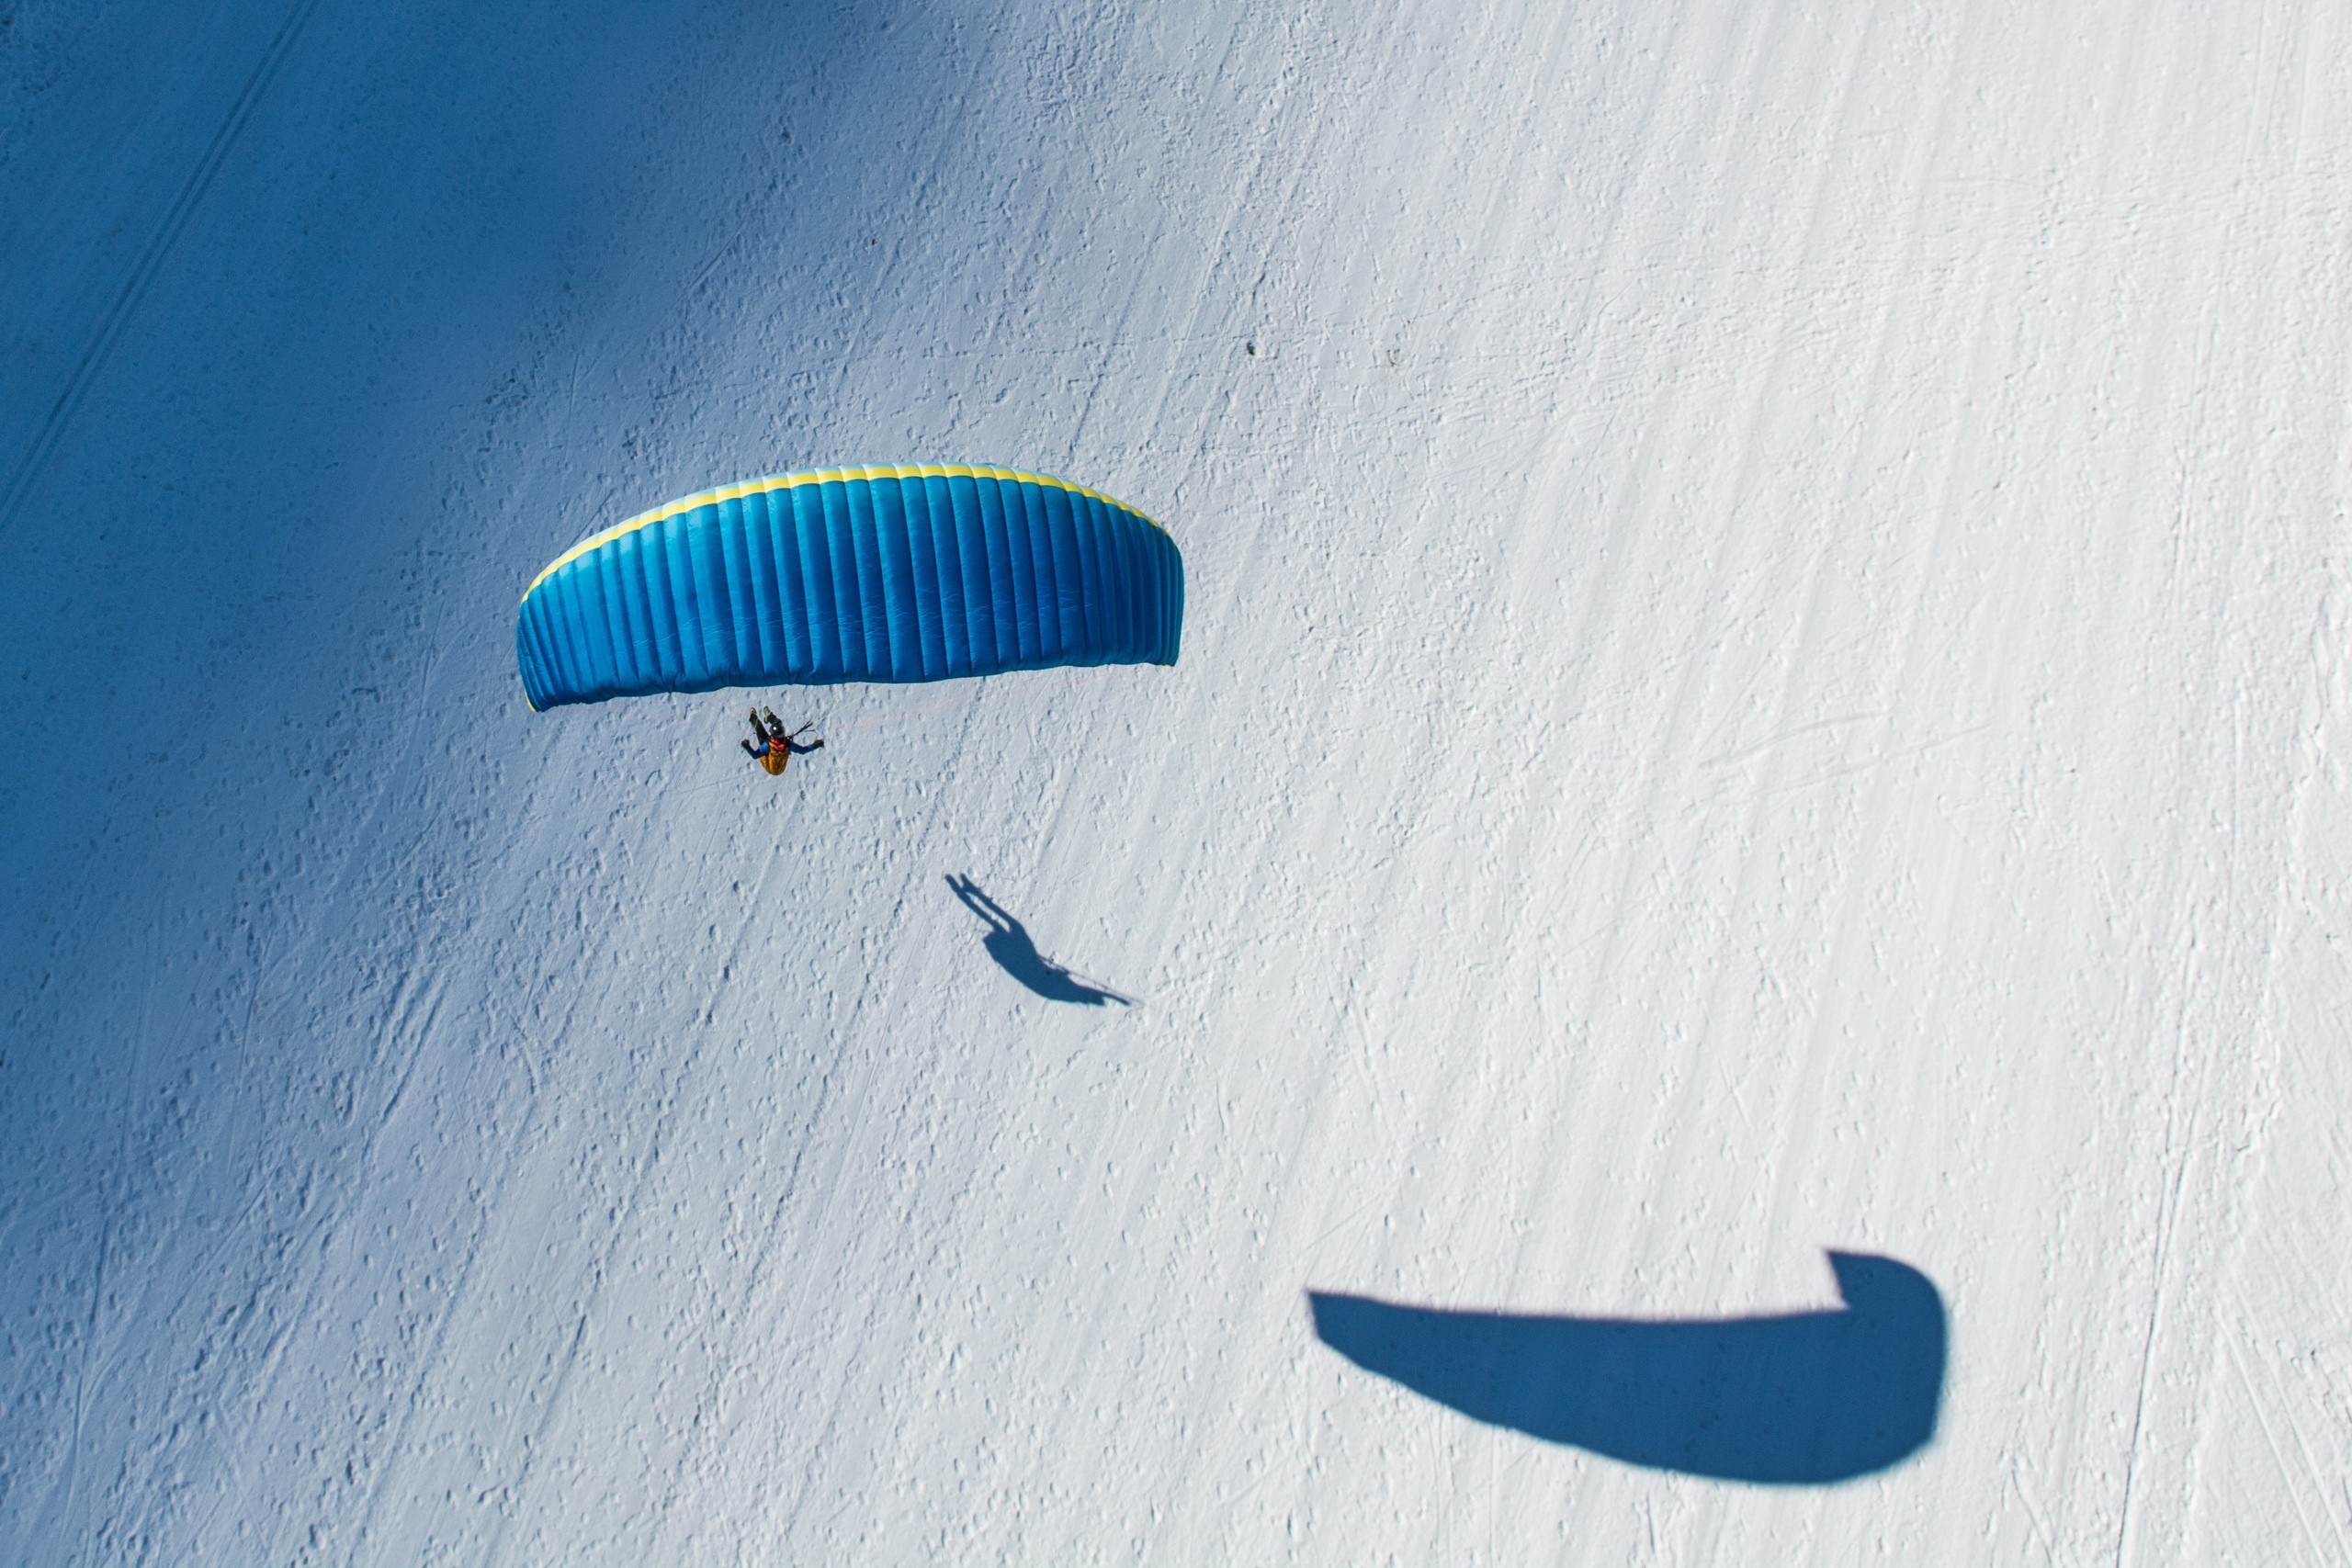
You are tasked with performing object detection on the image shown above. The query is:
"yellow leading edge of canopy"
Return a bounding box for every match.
[520,465,1164,603]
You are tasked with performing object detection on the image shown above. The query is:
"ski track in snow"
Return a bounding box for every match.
[3,0,2349,1561]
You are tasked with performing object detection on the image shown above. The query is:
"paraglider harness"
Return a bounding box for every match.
[744,707,820,775]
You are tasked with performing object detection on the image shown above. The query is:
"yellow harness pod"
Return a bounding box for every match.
[760,748,787,776]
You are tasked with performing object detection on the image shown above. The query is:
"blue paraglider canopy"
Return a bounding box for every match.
[516,465,1182,710]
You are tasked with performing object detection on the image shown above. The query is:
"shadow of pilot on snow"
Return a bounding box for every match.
[945,875,1134,1007]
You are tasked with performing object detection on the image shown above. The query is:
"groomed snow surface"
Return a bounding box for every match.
[6,0,2350,1561]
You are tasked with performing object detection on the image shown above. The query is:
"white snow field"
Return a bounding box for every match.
[6,0,2351,1559]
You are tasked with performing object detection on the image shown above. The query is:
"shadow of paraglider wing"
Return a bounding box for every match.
[1310,1252,1944,1484]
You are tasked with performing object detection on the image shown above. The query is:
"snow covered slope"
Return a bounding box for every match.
[6,0,2350,1560]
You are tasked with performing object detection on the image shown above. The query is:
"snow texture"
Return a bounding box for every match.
[4,0,2350,1561]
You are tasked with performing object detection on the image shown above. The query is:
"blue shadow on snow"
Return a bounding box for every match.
[945,874,1133,1006]
[1310,1250,1943,1483]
